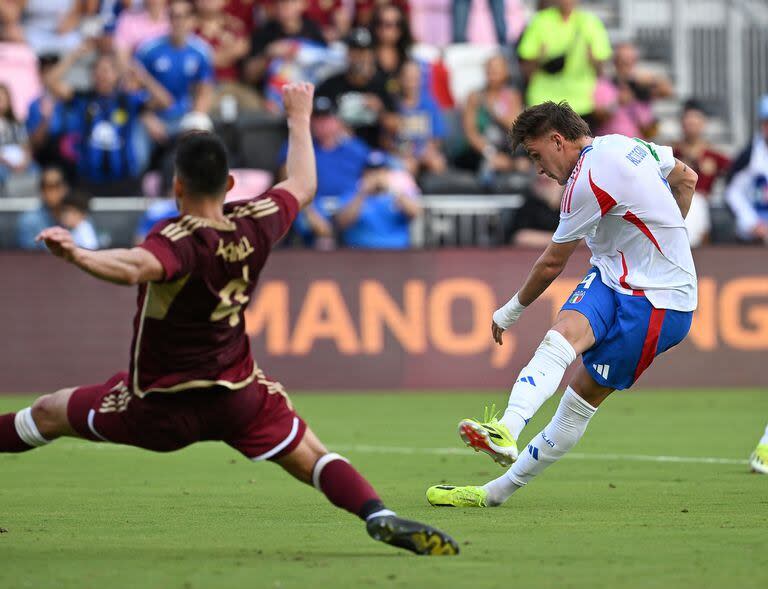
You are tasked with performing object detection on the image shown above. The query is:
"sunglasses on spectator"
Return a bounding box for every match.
[378,19,402,28]
[42,180,64,189]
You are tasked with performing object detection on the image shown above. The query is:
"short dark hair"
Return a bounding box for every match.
[174,132,229,198]
[510,101,591,150]
[682,98,708,116]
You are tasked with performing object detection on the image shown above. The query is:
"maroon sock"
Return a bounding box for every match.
[314,454,387,520]
[0,413,34,453]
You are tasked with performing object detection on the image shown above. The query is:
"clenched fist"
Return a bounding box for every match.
[282,82,315,122]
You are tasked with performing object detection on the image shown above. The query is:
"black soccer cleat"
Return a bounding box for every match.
[366,515,460,556]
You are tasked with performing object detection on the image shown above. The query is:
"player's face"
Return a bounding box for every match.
[524,134,571,186]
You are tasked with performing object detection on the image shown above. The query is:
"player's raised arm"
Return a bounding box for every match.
[665,158,698,219]
[274,82,317,209]
[36,227,164,286]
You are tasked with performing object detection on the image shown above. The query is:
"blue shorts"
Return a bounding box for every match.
[560,267,693,390]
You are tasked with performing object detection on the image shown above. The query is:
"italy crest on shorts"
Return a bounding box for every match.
[570,290,586,304]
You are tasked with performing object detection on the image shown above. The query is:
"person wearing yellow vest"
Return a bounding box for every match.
[517,0,611,125]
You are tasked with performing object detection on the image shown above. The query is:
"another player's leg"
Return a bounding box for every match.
[0,388,79,452]
[429,366,611,507]
[749,423,768,474]
[459,309,595,467]
[276,429,459,555]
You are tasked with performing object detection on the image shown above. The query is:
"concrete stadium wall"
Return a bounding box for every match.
[0,248,765,392]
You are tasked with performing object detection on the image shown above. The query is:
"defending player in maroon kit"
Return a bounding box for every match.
[0,82,458,556]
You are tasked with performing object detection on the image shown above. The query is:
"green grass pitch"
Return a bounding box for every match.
[1,390,767,589]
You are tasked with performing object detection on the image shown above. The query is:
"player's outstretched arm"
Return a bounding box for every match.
[666,158,698,219]
[274,82,317,210]
[492,239,581,345]
[36,227,164,286]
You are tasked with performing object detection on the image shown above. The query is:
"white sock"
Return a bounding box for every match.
[760,424,768,446]
[501,330,577,440]
[483,387,597,505]
[508,387,597,487]
[14,407,50,447]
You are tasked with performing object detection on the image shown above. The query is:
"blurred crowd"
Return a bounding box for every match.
[1,0,766,250]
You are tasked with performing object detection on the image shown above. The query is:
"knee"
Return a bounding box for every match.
[31,390,71,437]
[552,312,594,353]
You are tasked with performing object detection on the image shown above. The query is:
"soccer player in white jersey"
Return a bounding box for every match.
[427,101,700,507]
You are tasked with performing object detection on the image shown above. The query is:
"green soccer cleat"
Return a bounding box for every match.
[366,515,460,556]
[458,404,519,467]
[426,485,488,508]
[749,444,768,474]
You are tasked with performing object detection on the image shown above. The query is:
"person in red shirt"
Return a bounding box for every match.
[673,99,730,197]
[0,83,458,557]
[673,99,731,246]
[195,0,263,111]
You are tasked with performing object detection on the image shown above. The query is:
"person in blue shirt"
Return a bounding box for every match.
[25,54,73,176]
[47,43,173,196]
[136,0,215,133]
[16,166,68,250]
[335,150,422,249]
[278,95,371,247]
[394,60,447,177]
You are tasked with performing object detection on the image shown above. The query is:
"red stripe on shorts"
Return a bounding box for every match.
[633,308,666,382]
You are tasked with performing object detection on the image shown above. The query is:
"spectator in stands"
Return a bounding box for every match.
[137,0,215,135]
[317,27,397,148]
[113,0,170,63]
[224,0,259,32]
[504,172,561,247]
[58,190,99,249]
[135,196,179,242]
[335,150,422,249]
[47,44,173,196]
[370,3,413,96]
[25,54,74,176]
[517,0,611,127]
[673,99,730,247]
[278,95,371,247]
[0,1,25,43]
[453,0,507,44]
[724,95,768,244]
[21,0,89,55]
[243,0,325,95]
[304,0,349,42]
[352,0,409,29]
[15,165,68,249]
[195,0,262,113]
[594,41,672,140]
[0,83,35,195]
[393,60,447,177]
[455,54,523,183]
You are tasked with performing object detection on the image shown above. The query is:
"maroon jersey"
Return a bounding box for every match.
[131,188,298,396]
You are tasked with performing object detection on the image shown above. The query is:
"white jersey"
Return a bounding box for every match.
[552,134,697,312]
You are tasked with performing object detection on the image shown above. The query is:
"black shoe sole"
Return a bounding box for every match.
[366,515,460,556]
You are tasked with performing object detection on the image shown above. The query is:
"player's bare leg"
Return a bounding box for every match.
[0,387,80,452]
[459,310,594,466]
[430,366,612,507]
[276,427,459,555]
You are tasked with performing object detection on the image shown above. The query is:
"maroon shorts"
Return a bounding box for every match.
[67,372,307,461]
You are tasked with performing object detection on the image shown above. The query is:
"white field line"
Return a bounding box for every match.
[50,441,749,465]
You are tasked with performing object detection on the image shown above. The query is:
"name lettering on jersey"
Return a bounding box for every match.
[228,198,280,220]
[626,145,647,166]
[216,236,255,263]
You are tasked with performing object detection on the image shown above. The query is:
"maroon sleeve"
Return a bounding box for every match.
[227,187,300,246]
[138,231,198,282]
